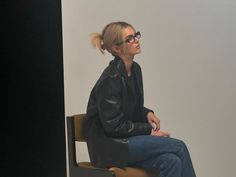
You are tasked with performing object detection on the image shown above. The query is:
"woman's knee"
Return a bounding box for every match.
[176,139,188,152]
[172,138,186,146]
[165,154,181,167]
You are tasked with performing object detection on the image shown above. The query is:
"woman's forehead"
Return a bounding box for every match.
[122,27,136,37]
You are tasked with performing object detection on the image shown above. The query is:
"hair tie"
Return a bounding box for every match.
[101,40,105,50]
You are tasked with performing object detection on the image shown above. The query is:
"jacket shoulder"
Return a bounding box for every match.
[133,61,142,71]
[95,65,121,91]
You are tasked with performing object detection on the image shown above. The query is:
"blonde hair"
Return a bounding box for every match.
[90,21,134,55]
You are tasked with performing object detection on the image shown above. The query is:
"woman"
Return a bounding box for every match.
[84,21,196,177]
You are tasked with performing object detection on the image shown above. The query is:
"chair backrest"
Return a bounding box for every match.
[73,113,86,142]
[66,113,115,177]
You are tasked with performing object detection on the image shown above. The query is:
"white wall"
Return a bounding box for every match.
[62,1,236,177]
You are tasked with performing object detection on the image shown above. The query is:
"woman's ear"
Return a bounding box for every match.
[111,45,121,55]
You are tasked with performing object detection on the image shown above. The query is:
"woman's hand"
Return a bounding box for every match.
[147,112,161,131]
[151,129,171,137]
[147,112,170,137]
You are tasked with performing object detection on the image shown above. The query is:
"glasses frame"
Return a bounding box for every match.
[115,31,141,45]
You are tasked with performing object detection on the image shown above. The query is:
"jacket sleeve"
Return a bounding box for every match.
[96,76,152,138]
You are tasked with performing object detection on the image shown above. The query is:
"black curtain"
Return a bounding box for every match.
[3,1,66,177]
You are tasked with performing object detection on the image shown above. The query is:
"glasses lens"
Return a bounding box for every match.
[125,36,133,43]
[135,32,141,39]
[126,32,141,43]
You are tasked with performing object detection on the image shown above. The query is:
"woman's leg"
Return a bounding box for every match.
[127,135,196,177]
[131,153,182,177]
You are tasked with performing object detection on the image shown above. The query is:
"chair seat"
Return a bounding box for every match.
[78,162,157,177]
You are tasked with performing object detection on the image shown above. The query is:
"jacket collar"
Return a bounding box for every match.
[110,56,143,96]
[111,56,129,78]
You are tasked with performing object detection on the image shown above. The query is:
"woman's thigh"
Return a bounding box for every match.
[127,135,186,163]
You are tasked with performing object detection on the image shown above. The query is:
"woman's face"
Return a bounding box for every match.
[116,27,141,59]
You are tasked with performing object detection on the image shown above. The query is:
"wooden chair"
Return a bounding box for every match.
[66,113,159,177]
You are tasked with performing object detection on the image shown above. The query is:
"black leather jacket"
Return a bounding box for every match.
[84,56,153,168]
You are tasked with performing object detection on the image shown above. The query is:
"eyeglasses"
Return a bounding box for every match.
[116,31,141,45]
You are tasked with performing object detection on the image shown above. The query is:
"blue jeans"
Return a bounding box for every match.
[127,135,196,177]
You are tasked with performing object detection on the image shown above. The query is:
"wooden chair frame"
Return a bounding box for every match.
[66,114,158,177]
